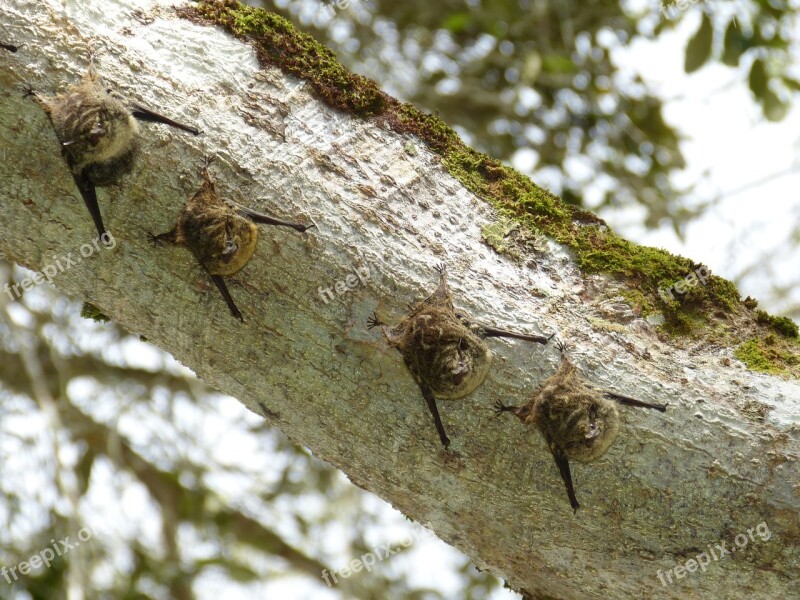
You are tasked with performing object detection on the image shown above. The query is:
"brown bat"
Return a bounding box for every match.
[149,158,314,321]
[1,42,21,52]
[495,342,667,512]
[26,58,200,238]
[369,264,553,447]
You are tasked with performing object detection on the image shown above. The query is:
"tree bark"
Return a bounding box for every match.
[1,1,798,599]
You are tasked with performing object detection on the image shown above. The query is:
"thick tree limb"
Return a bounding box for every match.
[1,1,798,599]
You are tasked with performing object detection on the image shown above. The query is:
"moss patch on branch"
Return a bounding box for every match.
[735,337,799,376]
[179,0,798,373]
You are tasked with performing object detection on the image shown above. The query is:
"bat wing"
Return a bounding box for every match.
[209,273,243,322]
[415,376,450,448]
[546,435,580,513]
[229,201,314,232]
[130,103,201,136]
[73,171,107,238]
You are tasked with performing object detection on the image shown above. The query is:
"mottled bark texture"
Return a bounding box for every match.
[1,1,798,599]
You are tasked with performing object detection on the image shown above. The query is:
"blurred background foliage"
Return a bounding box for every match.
[2,0,799,598]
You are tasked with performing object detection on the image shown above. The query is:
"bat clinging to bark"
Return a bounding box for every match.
[368,264,553,448]
[26,59,200,238]
[495,342,667,513]
[149,158,314,322]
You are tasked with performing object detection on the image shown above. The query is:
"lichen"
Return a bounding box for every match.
[588,317,626,333]
[481,216,541,260]
[180,0,799,373]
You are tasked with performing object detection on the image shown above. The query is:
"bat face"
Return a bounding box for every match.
[185,210,259,277]
[371,264,553,447]
[383,265,493,399]
[368,264,497,447]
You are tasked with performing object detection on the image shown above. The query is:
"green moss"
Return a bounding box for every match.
[755,310,799,338]
[734,336,800,376]
[80,302,109,323]
[619,289,655,317]
[182,1,800,370]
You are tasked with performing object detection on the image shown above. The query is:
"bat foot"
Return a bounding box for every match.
[493,400,516,417]
[147,229,178,247]
[434,262,446,275]
[146,231,163,247]
[367,311,384,330]
[22,82,40,102]
[201,155,216,171]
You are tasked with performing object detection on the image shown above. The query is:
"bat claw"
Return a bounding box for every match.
[493,400,514,417]
[22,82,36,98]
[367,311,384,330]
[147,231,164,248]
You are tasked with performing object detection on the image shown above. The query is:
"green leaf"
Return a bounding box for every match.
[442,12,471,33]
[722,19,749,66]
[749,58,768,97]
[542,54,576,73]
[685,13,713,73]
[762,89,789,121]
[782,77,800,92]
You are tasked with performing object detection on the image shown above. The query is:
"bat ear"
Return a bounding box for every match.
[85,54,100,80]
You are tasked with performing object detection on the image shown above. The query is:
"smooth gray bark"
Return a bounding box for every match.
[1,1,798,598]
